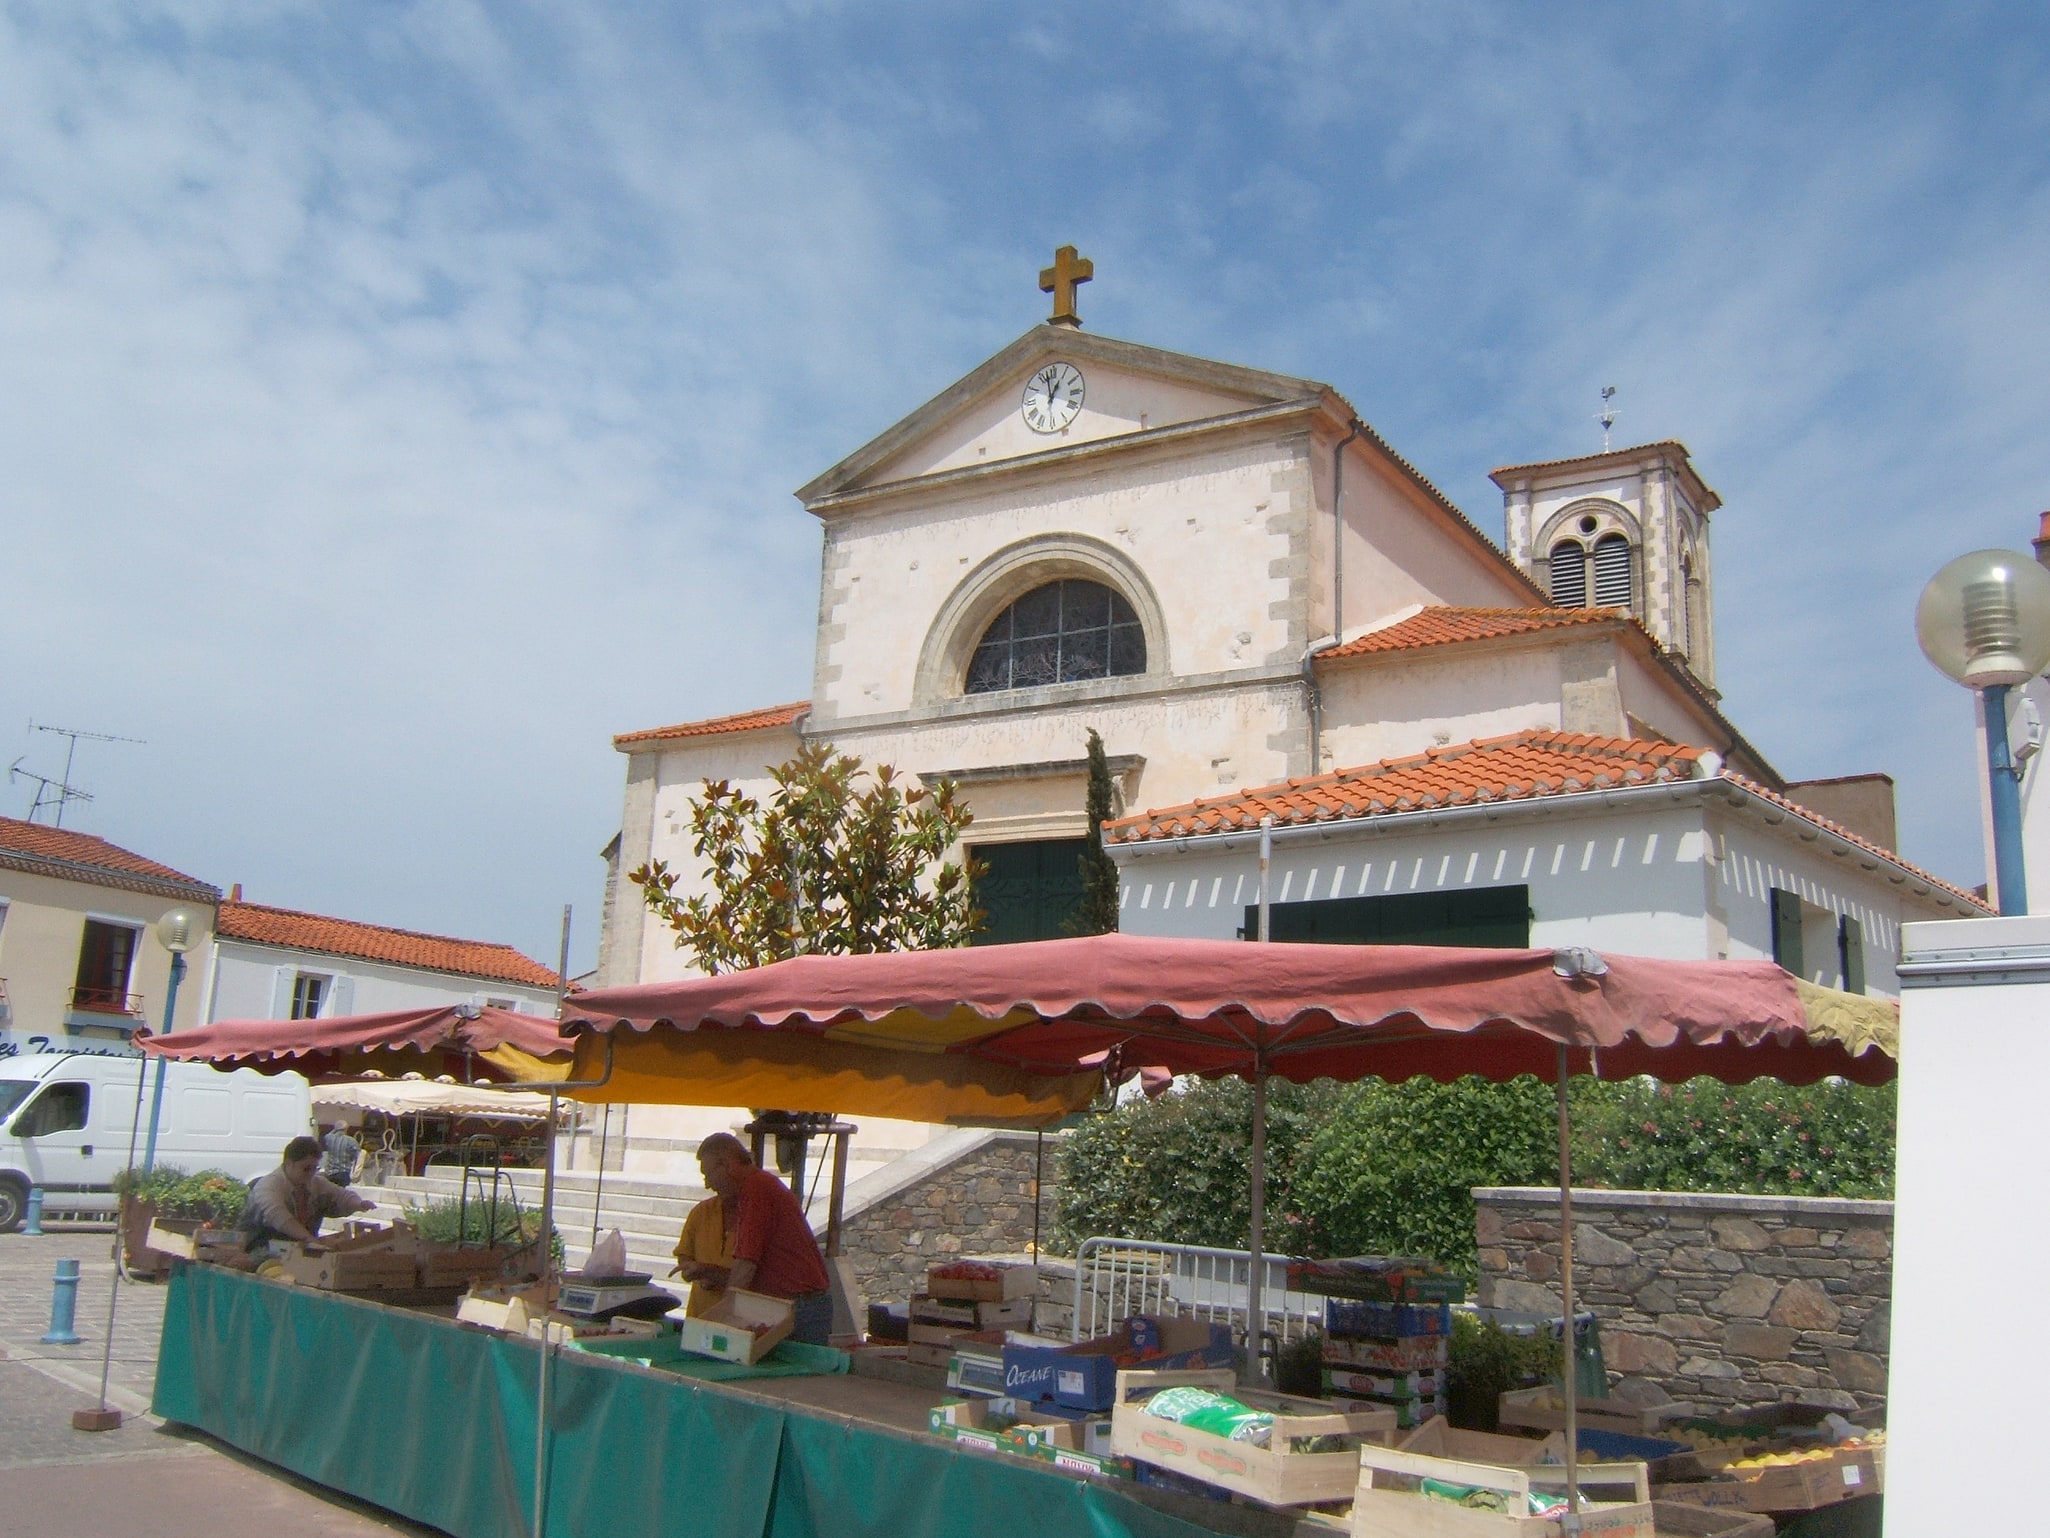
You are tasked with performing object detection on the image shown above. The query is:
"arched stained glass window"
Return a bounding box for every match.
[966,579,1145,694]
[1593,534,1633,609]
[1549,541,1588,606]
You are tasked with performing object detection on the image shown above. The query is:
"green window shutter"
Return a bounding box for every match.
[1770,888,1805,976]
[1838,914,1866,996]
[1243,886,1532,949]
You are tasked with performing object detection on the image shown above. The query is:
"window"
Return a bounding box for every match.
[1549,542,1588,606]
[485,997,517,1011]
[290,973,327,1020]
[970,839,1090,945]
[16,1082,89,1137]
[73,920,139,1012]
[1838,915,1866,996]
[1769,888,1804,975]
[1592,535,1633,609]
[1245,886,1532,948]
[966,580,1145,694]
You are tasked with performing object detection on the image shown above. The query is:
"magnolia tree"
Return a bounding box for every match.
[630,742,981,972]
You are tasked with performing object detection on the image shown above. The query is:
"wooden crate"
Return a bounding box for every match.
[1647,1501,1775,1537]
[677,1288,792,1364]
[1398,1417,1650,1507]
[1653,1449,1877,1515]
[1351,1444,1656,1538]
[1497,1388,1692,1439]
[1109,1368,1397,1508]
[926,1266,1036,1302]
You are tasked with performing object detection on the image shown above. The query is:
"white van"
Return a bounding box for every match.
[0,1051,313,1231]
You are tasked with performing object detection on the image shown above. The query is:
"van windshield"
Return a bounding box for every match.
[0,1080,37,1125]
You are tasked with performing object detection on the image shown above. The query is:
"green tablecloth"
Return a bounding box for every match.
[154,1267,1215,1538]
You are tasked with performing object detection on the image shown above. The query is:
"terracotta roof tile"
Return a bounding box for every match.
[217,902,563,989]
[1322,606,1631,659]
[614,701,809,748]
[1104,729,1985,911]
[0,815,216,898]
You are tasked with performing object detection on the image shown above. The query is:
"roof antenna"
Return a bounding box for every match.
[1597,385,1618,452]
[18,721,144,827]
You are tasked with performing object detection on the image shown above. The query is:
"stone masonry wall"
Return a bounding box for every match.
[837,1130,1058,1306]
[1475,1187,1891,1414]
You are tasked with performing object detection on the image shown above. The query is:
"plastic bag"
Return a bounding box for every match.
[1141,1385,1274,1447]
[583,1228,628,1278]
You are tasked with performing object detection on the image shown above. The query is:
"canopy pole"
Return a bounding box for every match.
[1556,1043,1580,1522]
[1031,1129,1044,1274]
[1246,1057,1268,1385]
[589,1105,610,1251]
[532,902,570,1538]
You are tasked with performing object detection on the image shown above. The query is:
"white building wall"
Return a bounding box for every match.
[205,940,558,1024]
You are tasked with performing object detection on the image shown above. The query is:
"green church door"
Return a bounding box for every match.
[970,839,1088,945]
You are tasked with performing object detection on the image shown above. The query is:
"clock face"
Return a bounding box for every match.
[1021,361,1085,433]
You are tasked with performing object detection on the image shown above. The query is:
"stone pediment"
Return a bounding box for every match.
[797,328,1331,510]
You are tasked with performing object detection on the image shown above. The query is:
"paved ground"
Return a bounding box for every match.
[0,1225,446,1537]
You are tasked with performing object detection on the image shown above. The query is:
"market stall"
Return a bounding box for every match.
[142,936,1893,1537]
[310,1078,557,1176]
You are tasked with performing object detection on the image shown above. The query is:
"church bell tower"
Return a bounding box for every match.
[1491,441,1720,694]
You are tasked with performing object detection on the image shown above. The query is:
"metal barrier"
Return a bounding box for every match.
[1070,1237,1325,1350]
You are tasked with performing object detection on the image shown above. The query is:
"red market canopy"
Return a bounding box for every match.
[134,1003,575,1085]
[557,933,1896,1122]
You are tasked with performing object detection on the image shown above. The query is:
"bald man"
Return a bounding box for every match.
[692,1133,833,1345]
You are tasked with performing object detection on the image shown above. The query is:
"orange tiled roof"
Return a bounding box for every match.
[1106,731,1706,842]
[0,815,217,899]
[217,902,563,988]
[1103,729,1987,910]
[614,701,809,748]
[1321,606,1630,659]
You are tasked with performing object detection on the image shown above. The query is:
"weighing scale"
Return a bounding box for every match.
[556,1273,680,1321]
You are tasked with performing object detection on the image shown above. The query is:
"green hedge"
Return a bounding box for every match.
[1054,1074,1895,1278]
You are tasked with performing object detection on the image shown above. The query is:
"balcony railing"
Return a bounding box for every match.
[69,984,144,1017]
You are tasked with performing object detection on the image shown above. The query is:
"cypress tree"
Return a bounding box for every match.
[1071,728,1121,934]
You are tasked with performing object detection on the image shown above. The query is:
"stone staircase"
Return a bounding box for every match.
[352,1167,704,1277]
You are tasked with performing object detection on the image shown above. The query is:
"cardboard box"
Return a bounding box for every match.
[907,1321,978,1347]
[1654,1450,1879,1515]
[1323,1366,1443,1399]
[1324,1333,1449,1372]
[925,1264,1037,1302]
[910,1293,1036,1330]
[676,1288,791,1364]
[1002,1317,1237,1413]
[280,1241,419,1292]
[906,1341,959,1370]
[1110,1367,1398,1507]
[1324,1300,1452,1339]
[1352,1443,1656,1537]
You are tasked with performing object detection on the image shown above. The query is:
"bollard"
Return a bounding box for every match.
[23,1185,45,1236]
[42,1258,84,1345]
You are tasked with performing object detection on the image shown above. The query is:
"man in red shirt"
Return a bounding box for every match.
[694,1133,833,1344]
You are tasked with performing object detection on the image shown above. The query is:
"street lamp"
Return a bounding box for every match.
[139,907,201,1172]
[1915,549,2050,914]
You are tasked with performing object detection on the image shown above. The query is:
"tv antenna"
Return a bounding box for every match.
[1597,385,1618,452]
[17,721,144,828]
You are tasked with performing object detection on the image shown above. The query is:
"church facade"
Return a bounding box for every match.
[590,264,1977,1178]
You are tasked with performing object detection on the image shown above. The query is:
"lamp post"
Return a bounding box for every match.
[140,908,200,1172]
[1915,549,2050,914]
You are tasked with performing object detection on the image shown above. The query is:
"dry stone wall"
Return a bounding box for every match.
[836,1129,1057,1305]
[1475,1187,1891,1414]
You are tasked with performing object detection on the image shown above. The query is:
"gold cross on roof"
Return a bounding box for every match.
[1039,245,1093,327]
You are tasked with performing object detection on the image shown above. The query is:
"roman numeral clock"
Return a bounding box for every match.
[1021,361,1084,434]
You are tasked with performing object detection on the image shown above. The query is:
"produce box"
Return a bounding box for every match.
[908,1322,979,1347]
[910,1293,1036,1330]
[1006,1416,1116,1459]
[1497,1387,1693,1438]
[1288,1257,1466,1305]
[417,1242,530,1289]
[280,1234,420,1292]
[676,1288,792,1364]
[1324,1332,1449,1372]
[1654,1448,1880,1514]
[1329,1391,1447,1430]
[1324,1365,1443,1399]
[1325,1300,1452,1339]
[1354,1446,1655,1537]
[1647,1502,1775,1537]
[1109,1367,1398,1508]
[926,1261,1035,1302]
[906,1341,958,1370]
[1003,1317,1237,1413]
[1399,1418,1652,1507]
[928,1397,1075,1459]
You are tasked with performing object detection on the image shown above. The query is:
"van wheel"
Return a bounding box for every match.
[0,1177,27,1234]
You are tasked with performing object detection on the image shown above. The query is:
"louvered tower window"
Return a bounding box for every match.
[1592,535,1633,609]
[1549,541,1588,606]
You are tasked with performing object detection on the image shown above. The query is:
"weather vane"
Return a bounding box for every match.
[1598,385,1618,452]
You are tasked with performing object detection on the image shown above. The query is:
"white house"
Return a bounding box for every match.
[202,894,561,1024]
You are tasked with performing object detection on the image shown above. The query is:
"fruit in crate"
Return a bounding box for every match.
[930,1262,1003,1281]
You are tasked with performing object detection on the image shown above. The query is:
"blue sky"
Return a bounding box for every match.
[3,3,2046,972]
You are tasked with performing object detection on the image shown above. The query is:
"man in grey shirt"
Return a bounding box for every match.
[242,1135,374,1251]
[320,1122,362,1185]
